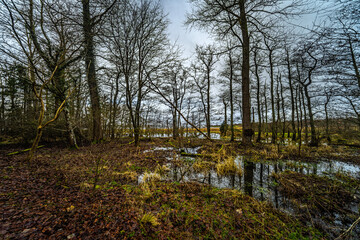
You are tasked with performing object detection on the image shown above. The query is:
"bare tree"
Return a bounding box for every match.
[81,0,117,142]
[294,42,319,146]
[194,44,218,138]
[104,0,170,145]
[187,0,305,145]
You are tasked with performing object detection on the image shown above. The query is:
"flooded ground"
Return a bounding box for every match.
[139,147,360,238]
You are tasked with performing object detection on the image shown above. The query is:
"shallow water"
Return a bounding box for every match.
[139,147,360,238]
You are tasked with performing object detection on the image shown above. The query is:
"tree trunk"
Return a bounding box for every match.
[229,51,235,142]
[172,109,179,139]
[206,67,211,138]
[276,76,281,142]
[0,76,4,134]
[296,86,302,155]
[286,50,296,141]
[26,127,43,162]
[269,49,276,144]
[111,78,119,139]
[264,83,269,141]
[82,0,102,142]
[300,87,308,144]
[325,100,330,142]
[64,104,78,148]
[304,86,317,146]
[239,0,252,145]
[348,36,360,88]
[222,99,228,137]
[279,76,286,140]
[254,50,262,143]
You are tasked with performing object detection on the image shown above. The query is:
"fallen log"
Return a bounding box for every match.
[7,145,45,156]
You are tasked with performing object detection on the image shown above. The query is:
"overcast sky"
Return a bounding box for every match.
[160,0,328,60]
[160,0,214,59]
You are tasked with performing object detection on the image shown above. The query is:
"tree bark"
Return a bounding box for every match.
[82,0,102,142]
[286,50,296,141]
[268,48,276,144]
[254,50,262,143]
[239,0,252,145]
[279,76,286,140]
[229,54,235,142]
[348,36,360,88]
[64,104,78,148]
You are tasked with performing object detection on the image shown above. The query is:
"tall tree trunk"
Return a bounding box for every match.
[324,99,330,142]
[276,76,281,142]
[269,49,276,144]
[300,87,308,144]
[82,0,102,142]
[264,83,268,141]
[0,76,4,134]
[303,85,317,146]
[286,50,296,141]
[348,36,360,88]
[239,0,252,145]
[172,109,179,139]
[279,75,286,140]
[295,86,301,141]
[254,50,262,143]
[111,75,119,139]
[229,51,235,142]
[295,87,303,156]
[206,67,211,138]
[222,99,228,137]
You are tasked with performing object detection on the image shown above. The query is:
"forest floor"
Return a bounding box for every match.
[1,137,359,239]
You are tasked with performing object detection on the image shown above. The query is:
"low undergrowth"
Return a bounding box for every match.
[274,171,360,238]
[1,140,324,239]
[2,138,359,239]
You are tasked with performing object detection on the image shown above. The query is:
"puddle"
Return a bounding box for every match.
[143,146,201,155]
[143,147,175,153]
[138,151,360,238]
[197,133,221,139]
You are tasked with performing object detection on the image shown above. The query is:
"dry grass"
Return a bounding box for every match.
[193,160,216,174]
[216,157,242,177]
[139,212,160,226]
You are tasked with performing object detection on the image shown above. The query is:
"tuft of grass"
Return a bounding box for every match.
[193,160,215,174]
[140,212,160,226]
[216,157,242,177]
[113,171,138,182]
[142,172,161,183]
[154,164,170,178]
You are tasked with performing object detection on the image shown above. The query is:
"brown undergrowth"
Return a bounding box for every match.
[1,139,323,239]
[274,171,360,238]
